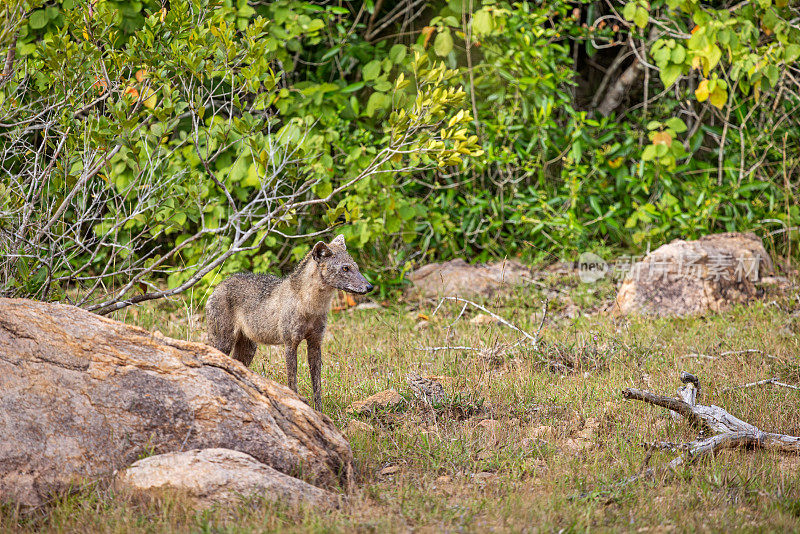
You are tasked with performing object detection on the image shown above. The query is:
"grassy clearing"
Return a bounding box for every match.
[3,271,800,533]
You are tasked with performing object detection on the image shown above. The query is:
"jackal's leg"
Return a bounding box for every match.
[230,334,257,367]
[307,337,323,410]
[285,342,299,393]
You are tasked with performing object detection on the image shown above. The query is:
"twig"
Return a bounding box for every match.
[681,353,716,360]
[722,377,800,392]
[431,296,539,345]
[415,346,482,352]
[717,349,763,357]
[534,299,549,341]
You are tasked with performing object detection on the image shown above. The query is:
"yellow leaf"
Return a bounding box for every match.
[142,89,157,109]
[709,86,727,109]
[421,26,435,49]
[608,157,624,169]
[695,79,709,102]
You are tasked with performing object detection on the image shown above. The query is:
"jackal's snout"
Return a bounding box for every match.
[344,270,373,294]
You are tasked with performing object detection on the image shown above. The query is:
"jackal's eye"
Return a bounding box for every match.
[342,265,350,272]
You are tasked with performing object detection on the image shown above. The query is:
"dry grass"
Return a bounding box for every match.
[3,272,800,533]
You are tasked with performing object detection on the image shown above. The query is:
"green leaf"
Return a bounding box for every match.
[622,2,637,21]
[398,205,415,220]
[764,64,780,87]
[366,91,387,117]
[434,30,453,57]
[660,63,682,88]
[29,9,48,29]
[665,117,687,133]
[389,44,406,64]
[374,79,392,92]
[341,82,365,93]
[786,44,800,63]
[362,60,381,81]
[633,7,648,28]
[472,9,493,36]
[315,180,332,198]
[172,211,187,226]
[653,46,671,66]
[671,45,685,64]
[306,19,325,32]
[321,46,341,60]
[642,144,657,161]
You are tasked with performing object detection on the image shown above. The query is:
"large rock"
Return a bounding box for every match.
[113,448,338,510]
[406,258,531,299]
[615,233,773,316]
[0,298,353,507]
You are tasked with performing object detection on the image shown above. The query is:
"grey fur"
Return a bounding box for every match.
[205,235,373,409]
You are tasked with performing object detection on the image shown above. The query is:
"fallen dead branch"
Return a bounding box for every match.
[620,372,800,486]
[572,372,800,498]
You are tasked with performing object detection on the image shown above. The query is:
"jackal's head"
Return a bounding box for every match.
[311,235,374,294]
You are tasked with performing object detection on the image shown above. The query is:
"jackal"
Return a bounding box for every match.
[205,234,373,409]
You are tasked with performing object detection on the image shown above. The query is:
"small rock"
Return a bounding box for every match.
[423,374,453,385]
[477,419,501,446]
[476,449,494,461]
[378,465,400,476]
[521,457,548,474]
[575,417,600,440]
[353,301,382,310]
[524,425,556,441]
[563,438,593,454]
[758,276,791,289]
[347,389,403,415]
[407,373,447,405]
[470,313,499,325]
[113,448,337,510]
[345,420,375,434]
[477,419,501,432]
[472,471,497,482]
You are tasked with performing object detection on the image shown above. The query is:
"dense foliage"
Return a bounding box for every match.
[1,0,798,305]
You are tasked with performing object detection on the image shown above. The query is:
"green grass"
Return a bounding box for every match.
[3,272,800,533]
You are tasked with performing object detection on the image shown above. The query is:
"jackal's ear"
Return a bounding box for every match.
[330,234,346,250]
[311,241,333,262]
